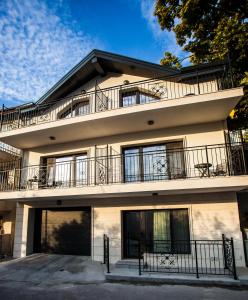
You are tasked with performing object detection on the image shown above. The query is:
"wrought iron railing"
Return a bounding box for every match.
[135,235,237,279]
[0,143,246,192]
[0,68,235,132]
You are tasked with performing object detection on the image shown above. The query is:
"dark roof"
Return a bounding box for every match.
[37,49,179,105]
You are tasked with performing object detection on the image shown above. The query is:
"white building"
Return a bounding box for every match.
[0,50,247,278]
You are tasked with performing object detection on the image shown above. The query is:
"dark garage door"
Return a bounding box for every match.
[33,207,91,256]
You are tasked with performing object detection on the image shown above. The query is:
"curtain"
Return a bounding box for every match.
[143,145,167,181]
[75,155,88,186]
[124,148,140,182]
[166,141,185,179]
[153,211,171,253]
[171,209,190,253]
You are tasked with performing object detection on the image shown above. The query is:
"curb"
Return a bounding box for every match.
[105,273,248,287]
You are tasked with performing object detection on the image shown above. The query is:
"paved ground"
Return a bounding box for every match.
[0,254,248,300]
[1,281,248,300]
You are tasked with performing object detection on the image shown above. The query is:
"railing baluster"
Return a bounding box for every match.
[231,237,238,280]
[194,240,199,278]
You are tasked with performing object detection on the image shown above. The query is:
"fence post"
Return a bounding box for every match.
[106,236,110,274]
[231,237,238,280]
[138,240,141,276]
[0,104,4,131]
[103,234,106,264]
[194,240,199,278]
[222,234,228,269]
[205,146,210,177]
[94,81,97,113]
[17,108,21,128]
[196,68,200,95]
[240,131,247,175]
[94,145,97,185]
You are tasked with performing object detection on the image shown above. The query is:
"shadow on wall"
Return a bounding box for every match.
[93,209,120,248]
[41,211,91,256]
[193,210,240,239]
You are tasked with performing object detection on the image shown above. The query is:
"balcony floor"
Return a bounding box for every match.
[0,175,247,201]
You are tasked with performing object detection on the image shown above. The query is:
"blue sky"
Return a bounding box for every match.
[0,0,186,107]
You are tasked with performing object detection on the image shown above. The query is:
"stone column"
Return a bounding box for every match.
[13,202,29,258]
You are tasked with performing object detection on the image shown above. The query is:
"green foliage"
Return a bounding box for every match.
[154,0,248,129]
[160,52,182,68]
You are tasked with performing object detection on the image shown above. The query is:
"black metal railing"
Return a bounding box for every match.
[0,143,246,192]
[136,235,237,279]
[244,239,248,267]
[103,234,110,273]
[0,68,235,132]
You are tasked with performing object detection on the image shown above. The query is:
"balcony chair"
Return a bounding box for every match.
[211,160,228,176]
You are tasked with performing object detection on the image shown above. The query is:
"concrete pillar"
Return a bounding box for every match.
[13,202,29,258]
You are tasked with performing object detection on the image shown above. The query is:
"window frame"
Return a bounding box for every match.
[119,87,160,107]
[122,208,191,258]
[57,98,90,119]
[122,141,185,182]
[39,152,88,188]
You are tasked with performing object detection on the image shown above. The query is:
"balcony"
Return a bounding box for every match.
[0,142,21,161]
[0,71,243,148]
[0,143,247,200]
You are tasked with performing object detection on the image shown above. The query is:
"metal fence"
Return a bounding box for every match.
[0,68,235,132]
[137,234,237,279]
[0,143,246,192]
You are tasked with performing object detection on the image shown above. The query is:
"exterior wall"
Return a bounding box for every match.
[0,201,16,256]
[10,192,245,269]
[92,192,245,267]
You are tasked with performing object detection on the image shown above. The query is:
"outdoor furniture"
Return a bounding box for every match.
[194,163,212,177]
[27,175,40,189]
[212,161,228,176]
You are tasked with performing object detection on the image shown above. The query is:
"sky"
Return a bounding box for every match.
[0,0,186,107]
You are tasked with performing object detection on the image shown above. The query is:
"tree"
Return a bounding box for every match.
[154,0,248,129]
[160,52,182,69]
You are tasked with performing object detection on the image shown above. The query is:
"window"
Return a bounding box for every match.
[40,154,88,187]
[123,209,190,258]
[123,141,185,183]
[120,88,160,107]
[58,100,90,119]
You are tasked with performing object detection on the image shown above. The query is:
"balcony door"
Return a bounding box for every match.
[41,154,88,188]
[123,141,185,183]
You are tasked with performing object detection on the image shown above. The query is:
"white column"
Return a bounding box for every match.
[13,202,29,258]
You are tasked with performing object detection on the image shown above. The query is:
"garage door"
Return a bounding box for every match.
[33,207,91,256]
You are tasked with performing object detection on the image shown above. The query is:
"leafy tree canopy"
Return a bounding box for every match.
[155,0,248,129]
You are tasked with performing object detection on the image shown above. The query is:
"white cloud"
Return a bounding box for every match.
[139,0,186,59]
[0,0,99,106]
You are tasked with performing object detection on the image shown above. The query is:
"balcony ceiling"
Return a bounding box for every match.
[0,88,243,149]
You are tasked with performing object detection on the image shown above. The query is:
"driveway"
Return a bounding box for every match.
[0,253,105,285]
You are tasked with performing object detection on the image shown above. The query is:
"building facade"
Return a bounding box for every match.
[0,50,247,274]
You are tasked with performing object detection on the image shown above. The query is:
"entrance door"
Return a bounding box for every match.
[123,209,190,258]
[34,207,91,255]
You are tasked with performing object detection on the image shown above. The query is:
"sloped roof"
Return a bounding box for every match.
[37,49,179,105]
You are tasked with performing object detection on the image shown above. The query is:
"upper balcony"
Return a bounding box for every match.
[0,142,247,200]
[0,70,243,149]
[0,142,21,161]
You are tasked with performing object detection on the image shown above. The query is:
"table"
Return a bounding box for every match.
[194,163,212,177]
